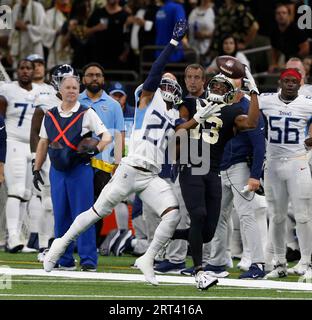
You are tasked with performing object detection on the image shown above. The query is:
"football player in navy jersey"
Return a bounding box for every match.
[173,69,261,277]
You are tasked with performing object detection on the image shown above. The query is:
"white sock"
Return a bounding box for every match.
[144,209,180,259]
[19,201,30,245]
[296,220,312,263]
[271,218,287,264]
[114,202,129,230]
[28,196,41,233]
[38,208,54,249]
[6,197,21,239]
[62,207,100,245]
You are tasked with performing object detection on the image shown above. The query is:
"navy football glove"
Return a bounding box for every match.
[172,19,188,42]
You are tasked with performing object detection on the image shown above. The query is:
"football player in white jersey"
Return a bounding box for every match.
[0,59,41,252]
[260,68,312,278]
[43,20,220,289]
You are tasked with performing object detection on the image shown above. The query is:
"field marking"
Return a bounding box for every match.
[0,293,311,300]
[1,267,312,291]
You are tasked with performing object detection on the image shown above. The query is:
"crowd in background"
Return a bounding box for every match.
[1,0,312,78]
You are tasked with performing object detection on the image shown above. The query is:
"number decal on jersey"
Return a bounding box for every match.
[203,116,223,144]
[190,116,223,144]
[143,110,175,149]
[269,116,300,144]
[14,103,29,127]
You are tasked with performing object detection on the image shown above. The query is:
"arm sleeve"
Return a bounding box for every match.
[247,114,266,179]
[0,117,6,163]
[142,42,178,92]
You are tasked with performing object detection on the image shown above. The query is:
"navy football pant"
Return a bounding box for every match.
[178,167,222,269]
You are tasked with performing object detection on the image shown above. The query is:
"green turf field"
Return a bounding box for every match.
[0,251,311,300]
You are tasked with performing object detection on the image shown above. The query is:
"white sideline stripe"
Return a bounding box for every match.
[0,294,310,300]
[1,267,312,291]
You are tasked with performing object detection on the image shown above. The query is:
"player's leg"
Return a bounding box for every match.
[288,158,312,272]
[231,207,243,259]
[0,183,7,249]
[179,166,207,272]
[4,140,29,251]
[38,158,54,253]
[135,176,180,285]
[155,175,189,273]
[264,160,288,278]
[252,194,268,258]
[44,163,136,271]
[208,171,234,269]
[231,165,264,261]
[203,170,222,243]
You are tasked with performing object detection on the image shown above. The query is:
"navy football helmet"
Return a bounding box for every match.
[205,73,238,105]
[51,64,79,90]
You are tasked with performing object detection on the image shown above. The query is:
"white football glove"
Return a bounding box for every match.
[195,271,218,290]
[244,66,259,95]
[193,99,221,124]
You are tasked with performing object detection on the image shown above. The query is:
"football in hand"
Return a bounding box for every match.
[77,137,99,153]
[216,55,246,79]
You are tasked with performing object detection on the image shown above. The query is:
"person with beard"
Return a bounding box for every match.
[79,63,125,247]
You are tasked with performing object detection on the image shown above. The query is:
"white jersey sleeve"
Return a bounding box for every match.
[260,93,312,158]
[34,83,61,113]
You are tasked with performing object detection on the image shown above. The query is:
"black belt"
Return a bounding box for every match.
[133,166,151,172]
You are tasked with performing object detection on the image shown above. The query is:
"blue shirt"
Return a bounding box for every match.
[220,97,265,180]
[79,90,124,164]
[155,0,186,62]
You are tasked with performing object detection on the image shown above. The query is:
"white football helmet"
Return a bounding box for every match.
[159,77,183,105]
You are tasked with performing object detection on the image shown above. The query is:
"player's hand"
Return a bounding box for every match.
[304,137,312,150]
[244,66,259,95]
[172,19,188,42]
[193,99,221,124]
[33,170,44,192]
[77,145,100,162]
[247,178,260,192]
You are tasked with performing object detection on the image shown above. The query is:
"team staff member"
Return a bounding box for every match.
[79,63,125,246]
[33,75,111,271]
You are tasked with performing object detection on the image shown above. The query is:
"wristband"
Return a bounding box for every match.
[170,39,179,46]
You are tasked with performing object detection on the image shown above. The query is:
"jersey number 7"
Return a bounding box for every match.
[14,103,30,127]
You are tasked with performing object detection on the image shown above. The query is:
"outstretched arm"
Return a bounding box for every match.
[235,67,260,130]
[139,20,188,109]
